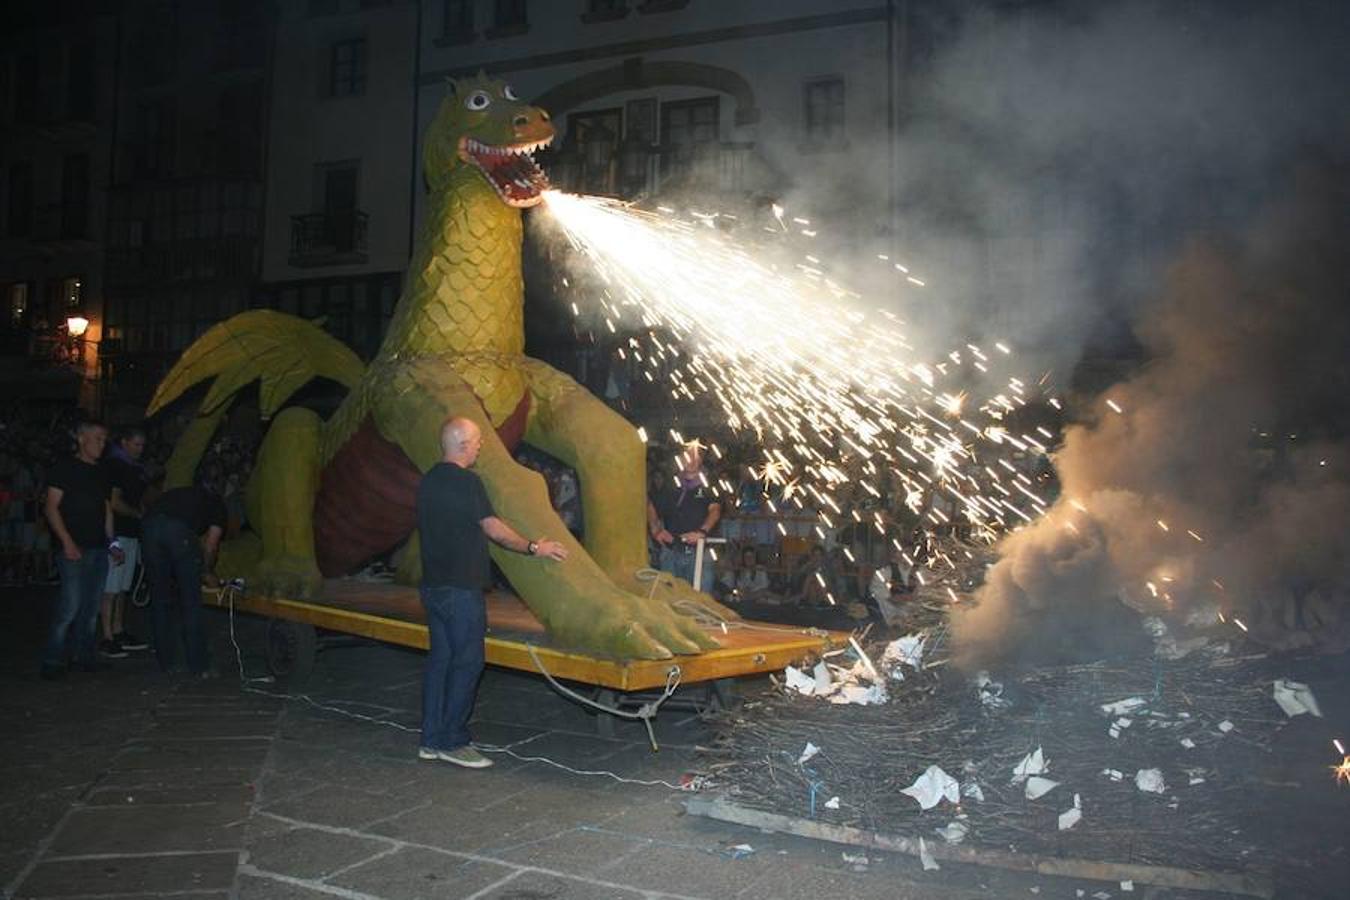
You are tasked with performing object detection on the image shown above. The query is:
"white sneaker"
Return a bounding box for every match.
[437,746,494,769]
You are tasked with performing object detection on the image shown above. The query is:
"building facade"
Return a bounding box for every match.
[415,0,899,232]
[0,1,121,409]
[98,0,274,417]
[255,0,419,362]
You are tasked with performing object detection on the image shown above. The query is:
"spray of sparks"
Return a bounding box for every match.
[540,191,1053,550]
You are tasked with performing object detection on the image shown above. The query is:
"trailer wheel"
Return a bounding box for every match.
[266,620,317,684]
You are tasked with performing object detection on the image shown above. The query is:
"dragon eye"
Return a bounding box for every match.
[503,84,519,101]
[465,91,491,111]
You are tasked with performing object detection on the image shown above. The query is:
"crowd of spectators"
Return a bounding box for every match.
[0,404,261,585]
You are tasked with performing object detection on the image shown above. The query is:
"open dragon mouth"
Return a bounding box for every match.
[459,136,553,207]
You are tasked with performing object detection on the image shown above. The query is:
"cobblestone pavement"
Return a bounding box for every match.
[2,587,1238,900]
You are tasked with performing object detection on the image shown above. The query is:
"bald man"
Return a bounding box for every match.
[415,417,566,768]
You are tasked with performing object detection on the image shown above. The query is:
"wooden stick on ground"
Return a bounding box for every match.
[685,795,1273,898]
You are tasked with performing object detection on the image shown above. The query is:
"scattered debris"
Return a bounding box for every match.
[1135,769,1166,794]
[797,742,821,766]
[1059,793,1084,831]
[902,765,960,810]
[937,819,970,844]
[1025,776,1059,800]
[918,836,940,871]
[1272,679,1322,718]
[1012,746,1048,781]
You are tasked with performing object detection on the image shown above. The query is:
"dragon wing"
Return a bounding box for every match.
[147,310,366,419]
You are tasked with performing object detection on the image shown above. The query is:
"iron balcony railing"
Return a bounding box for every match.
[289,210,368,266]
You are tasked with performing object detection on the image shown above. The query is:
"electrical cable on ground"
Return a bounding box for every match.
[220,584,690,790]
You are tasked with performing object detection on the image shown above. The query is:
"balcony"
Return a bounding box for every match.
[289,210,368,267]
[545,140,765,200]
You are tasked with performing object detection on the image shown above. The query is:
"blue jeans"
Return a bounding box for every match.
[43,548,109,668]
[659,544,715,593]
[143,515,207,673]
[419,585,486,752]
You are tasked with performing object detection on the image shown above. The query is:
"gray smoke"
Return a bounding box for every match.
[783,0,1350,379]
[954,161,1350,664]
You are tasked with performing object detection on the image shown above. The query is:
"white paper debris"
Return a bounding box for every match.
[1025,776,1059,800]
[1012,747,1047,782]
[961,781,985,803]
[1135,768,1166,794]
[1102,768,1124,781]
[1100,696,1148,717]
[1273,679,1322,718]
[937,820,969,844]
[1092,892,1112,900]
[812,661,833,694]
[824,795,841,809]
[728,843,755,858]
[1058,793,1083,831]
[902,765,961,810]
[882,633,927,671]
[798,742,821,766]
[783,666,816,695]
[1189,776,1206,786]
[1180,738,1196,749]
[919,836,940,871]
[829,682,888,705]
[842,850,868,868]
[1217,720,1234,733]
[976,671,1011,709]
[1121,880,1134,892]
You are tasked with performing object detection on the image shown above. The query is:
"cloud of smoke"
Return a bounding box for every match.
[954,161,1350,664]
[780,0,1350,379]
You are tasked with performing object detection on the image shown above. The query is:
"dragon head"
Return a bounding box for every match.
[424,72,554,207]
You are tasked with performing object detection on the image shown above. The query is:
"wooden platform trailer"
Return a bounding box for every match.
[205,580,844,732]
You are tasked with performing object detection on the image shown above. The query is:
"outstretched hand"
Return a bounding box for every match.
[533,538,568,561]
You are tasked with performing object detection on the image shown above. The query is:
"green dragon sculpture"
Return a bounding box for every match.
[148,74,729,660]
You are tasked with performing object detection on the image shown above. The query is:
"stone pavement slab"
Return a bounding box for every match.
[328,847,515,899]
[243,825,392,881]
[17,851,237,897]
[47,795,251,856]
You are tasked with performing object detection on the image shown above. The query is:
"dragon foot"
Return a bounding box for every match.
[252,554,323,600]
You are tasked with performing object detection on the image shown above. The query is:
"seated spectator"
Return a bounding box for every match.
[721,545,772,603]
[790,545,835,607]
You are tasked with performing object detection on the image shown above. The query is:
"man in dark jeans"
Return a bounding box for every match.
[416,417,567,769]
[142,481,226,676]
[41,419,123,679]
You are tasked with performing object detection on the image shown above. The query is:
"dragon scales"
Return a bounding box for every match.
[148,74,730,659]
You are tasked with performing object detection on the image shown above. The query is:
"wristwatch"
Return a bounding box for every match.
[527,540,538,556]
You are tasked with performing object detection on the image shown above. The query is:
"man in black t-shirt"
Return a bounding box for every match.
[100,426,150,657]
[142,481,227,676]
[647,443,721,593]
[415,416,566,769]
[41,419,121,679]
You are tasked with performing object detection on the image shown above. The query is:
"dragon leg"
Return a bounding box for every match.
[370,358,717,659]
[243,406,324,599]
[519,359,739,623]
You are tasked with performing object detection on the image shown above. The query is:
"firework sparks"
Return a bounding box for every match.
[541,191,1050,540]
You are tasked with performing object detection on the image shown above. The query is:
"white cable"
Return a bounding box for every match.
[524,643,680,752]
[221,587,690,787]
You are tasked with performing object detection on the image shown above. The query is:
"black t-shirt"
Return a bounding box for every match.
[147,486,227,535]
[104,456,148,538]
[652,478,717,536]
[47,457,110,550]
[417,462,494,589]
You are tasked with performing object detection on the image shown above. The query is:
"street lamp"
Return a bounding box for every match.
[66,315,90,338]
